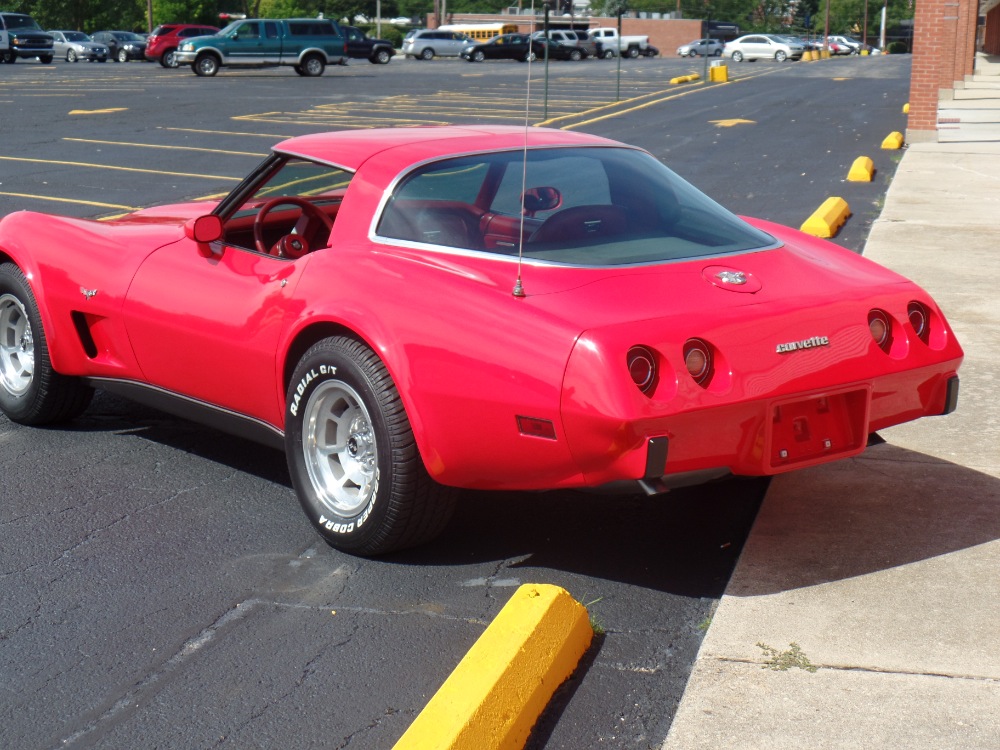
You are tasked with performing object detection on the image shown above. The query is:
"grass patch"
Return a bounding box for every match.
[757,641,819,672]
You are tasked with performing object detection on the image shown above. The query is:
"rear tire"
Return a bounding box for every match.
[161,49,177,67]
[301,54,325,76]
[569,49,582,61]
[419,48,434,60]
[0,264,93,425]
[732,50,744,62]
[285,336,457,555]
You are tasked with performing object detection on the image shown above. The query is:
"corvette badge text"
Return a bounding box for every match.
[776,336,830,354]
[289,364,337,417]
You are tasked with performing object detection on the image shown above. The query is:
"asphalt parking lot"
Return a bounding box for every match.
[0,53,913,749]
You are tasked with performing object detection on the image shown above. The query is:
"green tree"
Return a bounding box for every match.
[152,0,221,26]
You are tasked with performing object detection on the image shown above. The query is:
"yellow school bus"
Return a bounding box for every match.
[438,23,518,41]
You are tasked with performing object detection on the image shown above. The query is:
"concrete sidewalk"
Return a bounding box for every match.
[662,116,1000,746]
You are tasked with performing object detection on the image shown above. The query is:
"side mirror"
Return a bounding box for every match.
[184,215,223,244]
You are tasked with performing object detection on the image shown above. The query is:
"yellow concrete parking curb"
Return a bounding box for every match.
[392,584,594,750]
[881,131,905,149]
[800,197,851,238]
[847,156,875,181]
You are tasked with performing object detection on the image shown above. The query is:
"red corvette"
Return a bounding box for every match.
[0,126,962,555]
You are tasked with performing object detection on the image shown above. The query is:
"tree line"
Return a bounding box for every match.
[5,0,912,42]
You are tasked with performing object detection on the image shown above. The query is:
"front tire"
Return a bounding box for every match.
[0,264,93,425]
[775,50,787,62]
[569,49,583,61]
[472,50,485,62]
[193,54,219,76]
[117,49,128,63]
[373,48,391,64]
[285,337,456,555]
[67,49,78,63]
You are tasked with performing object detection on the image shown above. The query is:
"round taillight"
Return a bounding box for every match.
[683,339,712,386]
[908,301,929,343]
[868,310,892,351]
[626,346,657,394]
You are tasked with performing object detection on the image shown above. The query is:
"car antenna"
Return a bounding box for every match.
[513,0,536,299]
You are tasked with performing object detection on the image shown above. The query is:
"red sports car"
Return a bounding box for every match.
[0,126,962,555]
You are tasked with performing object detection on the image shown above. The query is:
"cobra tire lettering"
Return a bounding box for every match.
[289,364,337,417]
[315,470,379,535]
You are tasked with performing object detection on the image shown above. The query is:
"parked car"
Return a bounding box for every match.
[48,30,108,62]
[724,34,804,62]
[533,29,593,60]
[461,33,540,62]
[676,38,724,57]
[588,27,649,58]
[144,23,219,67]
[0,12,54,64]
[401,29,473,59]
[342,25,395,64]
[828,35,863,54]
[567,30,600,58]
[530,32,593,61]
[175,18,347,77]
[90,30,147,62]
[0,126,963,556]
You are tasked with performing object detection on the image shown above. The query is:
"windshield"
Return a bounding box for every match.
[377,147,777,267]
[6,15,41,30]
[63,31,89,41]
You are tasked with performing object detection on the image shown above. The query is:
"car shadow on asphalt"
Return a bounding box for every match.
[396,479,769,599]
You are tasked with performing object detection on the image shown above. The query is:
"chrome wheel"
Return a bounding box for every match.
[303,380,377,518]
[0,293,33,397]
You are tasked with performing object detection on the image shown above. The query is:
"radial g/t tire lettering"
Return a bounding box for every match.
[285,336,457,555]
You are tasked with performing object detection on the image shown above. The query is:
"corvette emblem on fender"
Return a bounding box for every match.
[776,336,830,354]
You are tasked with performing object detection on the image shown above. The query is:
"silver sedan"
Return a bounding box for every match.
[48,30,108,62]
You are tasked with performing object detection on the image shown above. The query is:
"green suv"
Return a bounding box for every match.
[175,18,347,76]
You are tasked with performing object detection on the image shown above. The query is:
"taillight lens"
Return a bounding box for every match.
[683,338,713,386]
[907,301,930,343]
[626,345,657,394]
[868,309,892,352]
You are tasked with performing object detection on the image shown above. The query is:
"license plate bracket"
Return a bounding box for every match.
[767,387,870,470]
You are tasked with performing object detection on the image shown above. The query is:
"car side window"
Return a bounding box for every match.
[221,158,352,256]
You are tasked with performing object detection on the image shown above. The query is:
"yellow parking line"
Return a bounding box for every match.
[547,66,785,129]
[63,138,267,157]
[0,191,138,211]
[0,155,238,181]
[160,126,293,139]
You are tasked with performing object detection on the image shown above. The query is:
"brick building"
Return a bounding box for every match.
[907,0,1000,141]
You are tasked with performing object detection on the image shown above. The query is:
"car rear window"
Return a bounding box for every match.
[377,147,777,266]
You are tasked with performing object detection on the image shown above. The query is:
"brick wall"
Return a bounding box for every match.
[907,0,978,141]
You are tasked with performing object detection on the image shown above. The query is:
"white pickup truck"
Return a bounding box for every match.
[588,27,650,58]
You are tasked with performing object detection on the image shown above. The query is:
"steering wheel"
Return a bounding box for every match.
[253,197,334,258]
